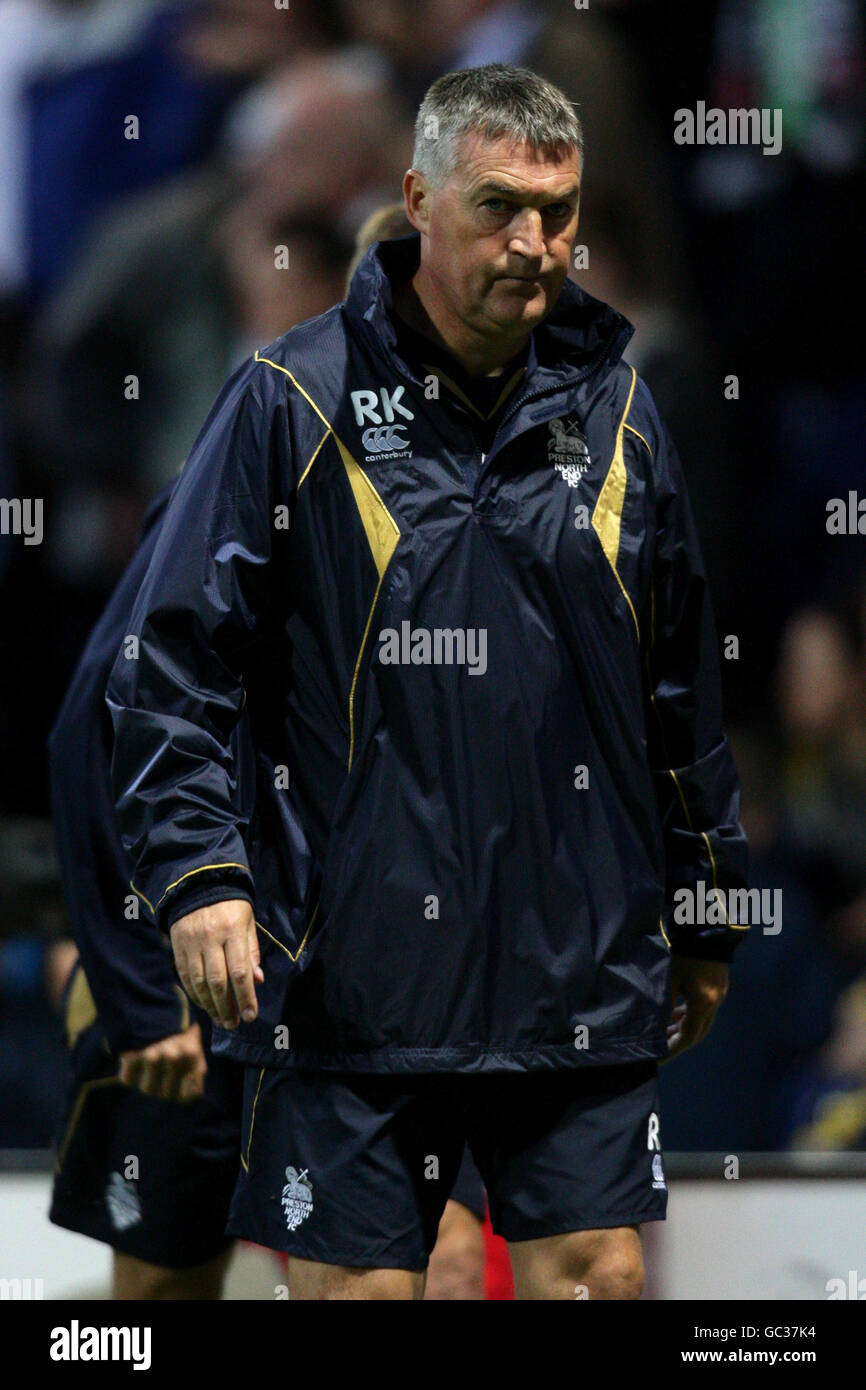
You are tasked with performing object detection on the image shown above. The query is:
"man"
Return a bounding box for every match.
[48,481,244,1298]
[108,64,749,1300]
[48,289,484,1305]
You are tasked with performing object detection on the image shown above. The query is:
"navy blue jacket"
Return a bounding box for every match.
[108,234,749,1073]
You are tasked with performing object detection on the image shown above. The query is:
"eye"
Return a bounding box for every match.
[544,202,574,220]
[481,197,509,213]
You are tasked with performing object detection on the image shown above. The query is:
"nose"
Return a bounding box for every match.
[507,207,545,264]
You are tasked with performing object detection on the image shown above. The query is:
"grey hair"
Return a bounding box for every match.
[412,63,583,186]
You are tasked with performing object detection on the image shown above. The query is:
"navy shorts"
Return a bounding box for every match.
[50,1010,242,1270]
[227,1061,666,1270]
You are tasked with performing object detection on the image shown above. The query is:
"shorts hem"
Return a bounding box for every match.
[225,1218,428,1272]
[49,1202,233,1270]
[492,1204,668,1244]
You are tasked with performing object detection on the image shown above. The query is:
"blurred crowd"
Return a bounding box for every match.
[1,0,865,1154]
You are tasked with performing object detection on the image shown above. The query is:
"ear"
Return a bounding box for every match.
[403,168,430,233]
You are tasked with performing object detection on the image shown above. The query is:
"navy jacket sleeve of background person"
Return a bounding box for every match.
[105,236,749,1074]
[48,482,191,1054]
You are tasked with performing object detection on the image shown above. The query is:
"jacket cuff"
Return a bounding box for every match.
[160,875,254,934]
[105,997,189,1055]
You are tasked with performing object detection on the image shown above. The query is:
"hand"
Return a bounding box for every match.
[119,1022,208,1102]
[665,957,730,1060]
[170,899,264,1029]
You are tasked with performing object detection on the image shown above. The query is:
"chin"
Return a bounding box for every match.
[501,299,546,329]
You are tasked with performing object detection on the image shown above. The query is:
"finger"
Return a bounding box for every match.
[226,930,259,1023]
[171,934,197,1005]
[176,1029,207,1101]
[188,951,221,1023]
[160,1055,186,1103]
[180,1057,207,1103]
[133,1055,158,1097]
[666,1030,689,1059]
[145,1052,175,1099]
[667,1000,715,1059]
[119,1055,143,1089]
[248,921,265,985]
[204,942,240,1029]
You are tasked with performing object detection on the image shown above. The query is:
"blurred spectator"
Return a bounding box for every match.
[777,607,866,921]
[222,50,411,236]
[1,0,233,309]
[174,0,346,80]
[0,0,345,313]
[783,977,866,1150]
[750,604,866,1150]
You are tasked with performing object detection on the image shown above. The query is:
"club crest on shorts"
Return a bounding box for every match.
[652,1153,666,1191]
[281,1166,314,1231]
[105,1172,142,1231]
[548,417,591,488]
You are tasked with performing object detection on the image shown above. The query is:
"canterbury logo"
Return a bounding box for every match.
[361,425,410,453]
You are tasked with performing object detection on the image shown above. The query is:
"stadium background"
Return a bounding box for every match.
[0,0,864,1298]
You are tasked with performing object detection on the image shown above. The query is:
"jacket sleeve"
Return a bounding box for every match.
[106,355,292,933]
[48,482,190,1053]
[640,389,750,961]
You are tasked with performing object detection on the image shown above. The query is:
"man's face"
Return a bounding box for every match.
[410,132,581,342]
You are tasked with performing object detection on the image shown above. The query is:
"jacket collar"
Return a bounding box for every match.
[344,232,634,394]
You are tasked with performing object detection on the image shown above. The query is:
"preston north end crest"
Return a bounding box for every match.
[281,1166,314,1232]
[548,417,591,488]
[105,1172,143,1231]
